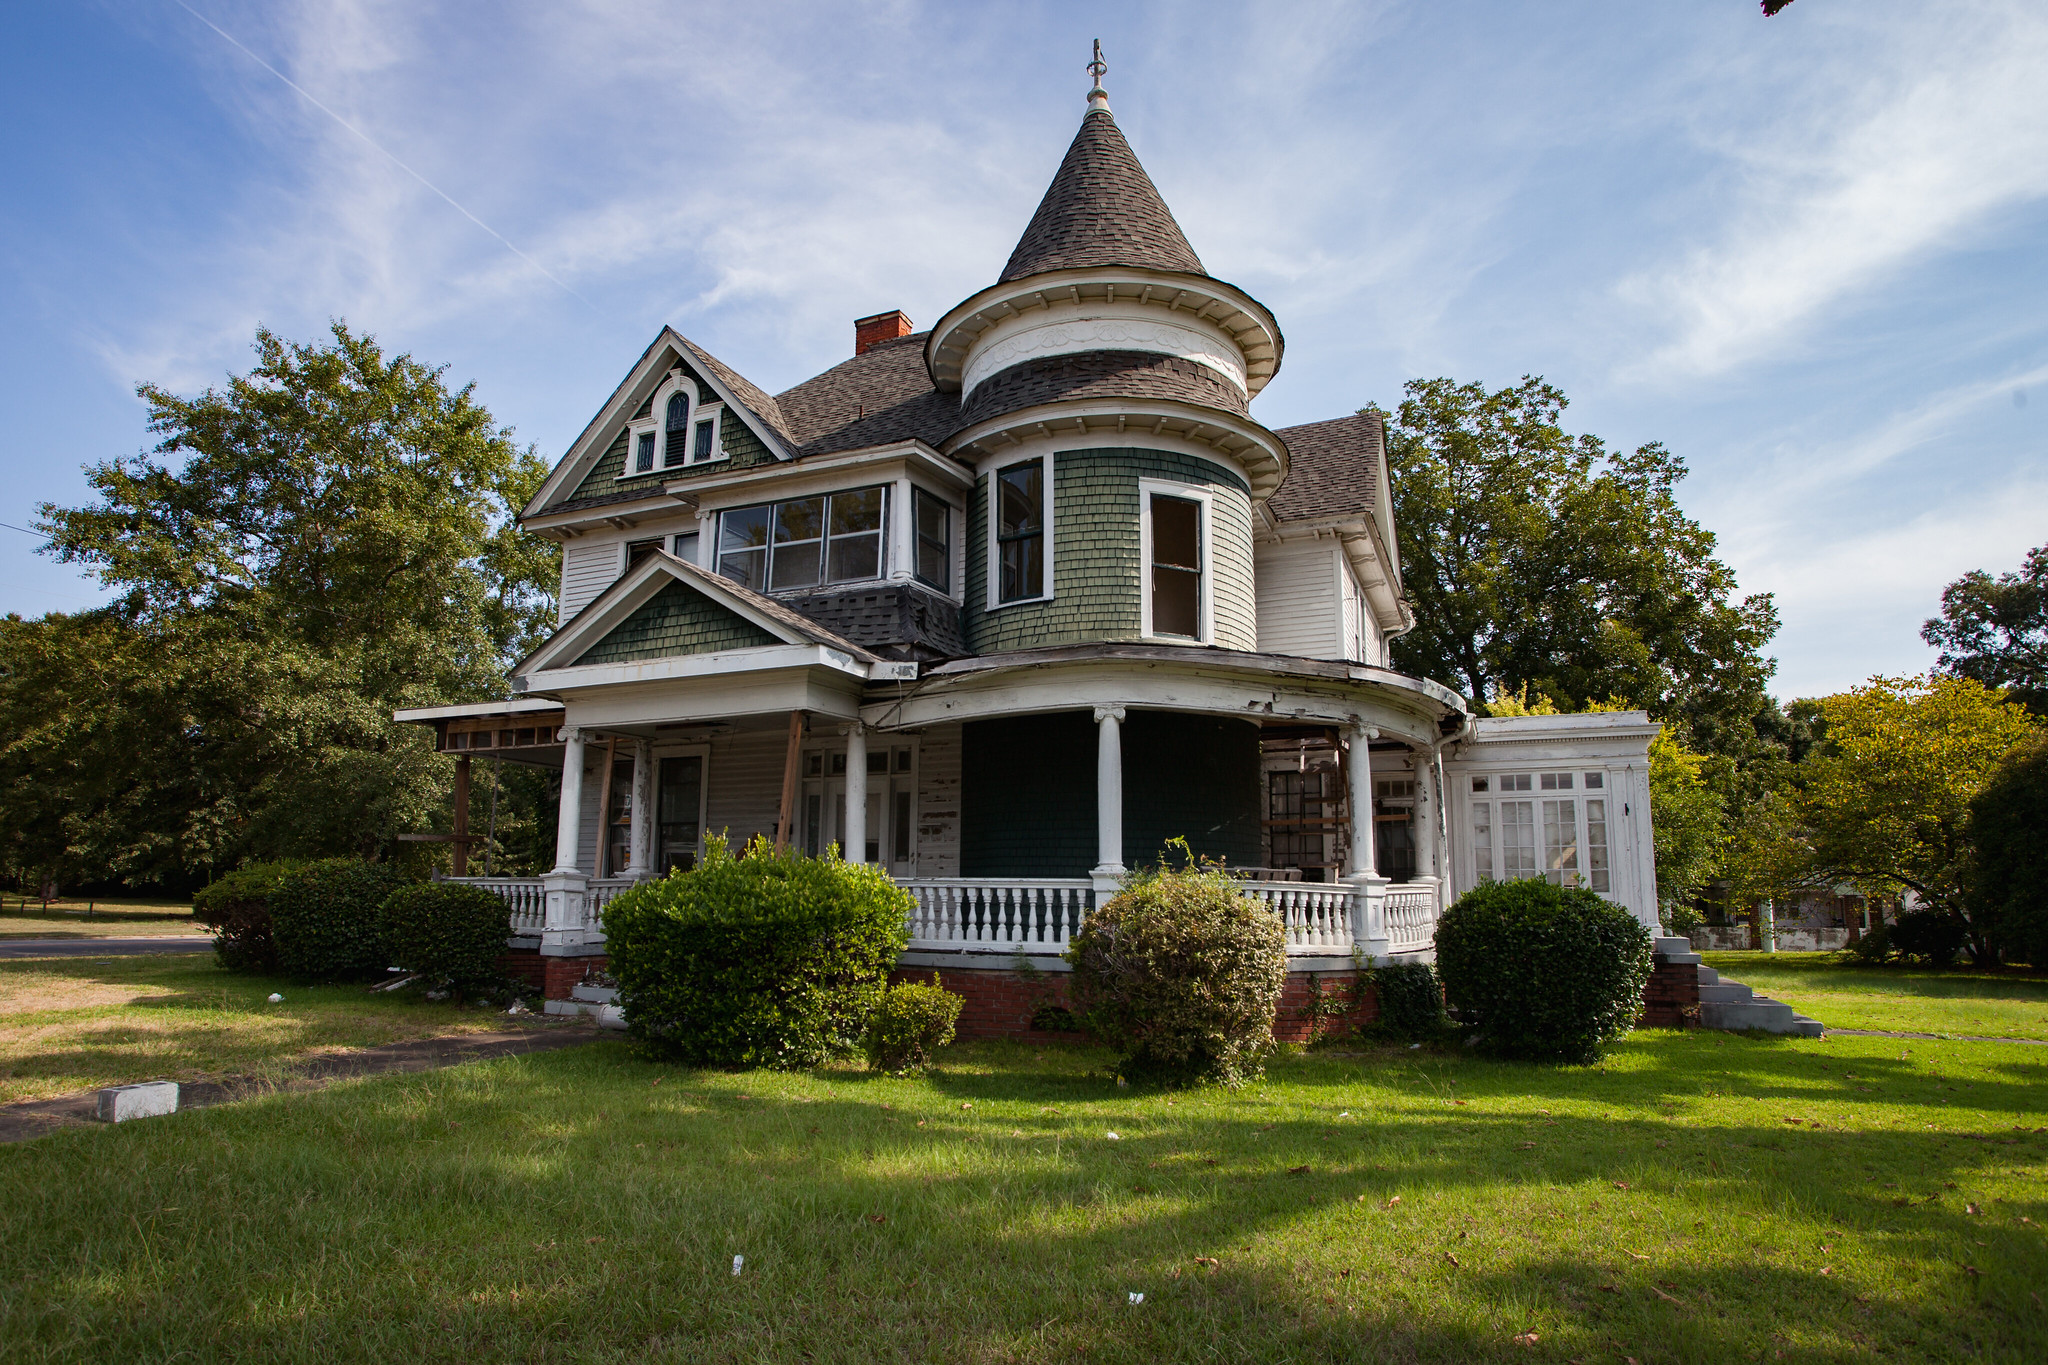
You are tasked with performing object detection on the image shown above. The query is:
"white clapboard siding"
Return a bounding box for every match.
[705,728,787,850]
[560,540,623,623]
[576,747,604,872]
[914,722,962,877]
[1254,539,1343,660]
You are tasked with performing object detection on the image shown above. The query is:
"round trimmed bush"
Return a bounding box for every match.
[1435,879,1653,1064]
[269,858,407,981]
[864,974,963,1072]
[379,882,511,995]
[193,860,305,973]
[1065,866,1287,1087]
[601,836,911,1069]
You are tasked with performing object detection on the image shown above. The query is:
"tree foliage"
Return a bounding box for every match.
[1383,377,1779,761]
[0,323,554,889]
[1923,543,2048,716]
[1967,738,2048,966]
[1797,675,2039,962]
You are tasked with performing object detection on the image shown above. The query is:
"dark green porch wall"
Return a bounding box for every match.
[962,448,1256,654]
[573,579,776,665]
[958,710,1263,878]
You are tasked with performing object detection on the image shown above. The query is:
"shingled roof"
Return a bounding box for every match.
[773,331,960,457]
[1268,412,1384,524]
[955,350,1251,433]
[999,108,1207,284]
[677,334,801,453]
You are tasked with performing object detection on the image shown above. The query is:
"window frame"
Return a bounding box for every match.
[715,484,891,594]
[912,485,952,594]
[1138,477,1215,643]
[1464,770,1616,895]
[987,453,1053,609]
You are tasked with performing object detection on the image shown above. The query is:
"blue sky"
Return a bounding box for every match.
[3,0,2044,700]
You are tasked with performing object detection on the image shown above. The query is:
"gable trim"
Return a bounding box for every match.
[520,552,819,675]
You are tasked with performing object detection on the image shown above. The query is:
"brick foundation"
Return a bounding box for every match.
[501,949,608,1002]
[891,964,1381,1044]
[1638,954,1699,1029]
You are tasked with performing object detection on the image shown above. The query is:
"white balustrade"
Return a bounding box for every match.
[1383,883,1440,953]
[901,879,1095,950]
[450,876,548,935]
[585,878,638,935]
[1238,881,1357,950]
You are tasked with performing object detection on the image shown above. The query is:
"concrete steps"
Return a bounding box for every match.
[1693,963,1823,1037]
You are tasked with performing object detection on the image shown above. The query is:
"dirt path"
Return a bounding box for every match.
[0,1022,601,1144]
[1825,1027,2048,1046]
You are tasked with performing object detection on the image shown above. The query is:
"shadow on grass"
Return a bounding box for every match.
[3,1035,2043,1362]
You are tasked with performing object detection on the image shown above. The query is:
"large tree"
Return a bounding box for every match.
[2,323,554,888]
[1797,674,2039,962]
[1923,543,2048,716]
[1382,377,1780,762]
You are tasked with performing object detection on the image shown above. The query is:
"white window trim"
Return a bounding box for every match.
[985,452,1054,611]
[1138,476,1215,643]
[685,403,730,467]
[1459,769,1617,896]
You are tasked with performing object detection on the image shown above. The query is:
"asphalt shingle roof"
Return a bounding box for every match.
[999,109,1207,284]
[955,350,1250,433]
[1268,412,1384,524]
[772,331,961,457]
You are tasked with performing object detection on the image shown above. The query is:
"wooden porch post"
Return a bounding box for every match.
[452,756,472,877]
[593,736,618,877]
[775,711,808,850]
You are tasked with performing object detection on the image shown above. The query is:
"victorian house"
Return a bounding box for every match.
[396,69,1669,1027]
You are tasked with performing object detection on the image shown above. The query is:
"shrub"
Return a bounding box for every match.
[192,860,305,973]
[269,858,408,981]
[1888,907,1967,966]
[379,882,511,996]
[1435,879,1653,1064]
[864,974,963,1072]
[601,837,911,1069]
[1065,865,1287,1087]
[1370,961,1450,1042]
[1842,922,1895,965]
[1970,739,2048,966]
[1030,999,1079,1032]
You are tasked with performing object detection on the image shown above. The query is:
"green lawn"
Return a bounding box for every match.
[1702,952,2048,1041]
[0,954,545,1104]
[3,1030,2044,1363]
[0,898,206,940]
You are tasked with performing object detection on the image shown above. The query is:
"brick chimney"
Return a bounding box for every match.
[854,310,913,356]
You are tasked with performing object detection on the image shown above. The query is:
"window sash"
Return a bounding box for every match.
[914,488,950,591]
[1586,799,1610,892]
[693,418,715,461]
[719,486,889,592]
[996,461,1045,602]
[1542,798,1579,885]
[634,431,656,473]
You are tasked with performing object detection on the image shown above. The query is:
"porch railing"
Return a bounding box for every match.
[452,873,1445,960]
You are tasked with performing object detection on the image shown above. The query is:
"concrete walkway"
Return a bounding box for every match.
[1826,1027,2048,1046]
[0,1023,601,1143]
[0,937,214,958]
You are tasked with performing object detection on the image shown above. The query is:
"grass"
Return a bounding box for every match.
[0,895,206,940]
[0,955,535,1104]
[1702,952,2048,1041]
[2,1028,2044,1363]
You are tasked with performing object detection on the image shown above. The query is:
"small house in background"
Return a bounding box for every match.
[396,61,1672,1034]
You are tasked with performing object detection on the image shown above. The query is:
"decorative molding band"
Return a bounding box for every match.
[963,316,1247,398]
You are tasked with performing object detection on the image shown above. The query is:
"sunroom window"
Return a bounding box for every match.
[1149,493,1202,638]
[996,460,1044,603]
[1471,772,1611,892]
[717,486,887,593]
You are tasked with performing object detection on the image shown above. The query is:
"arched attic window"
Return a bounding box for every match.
[663,391,690,467]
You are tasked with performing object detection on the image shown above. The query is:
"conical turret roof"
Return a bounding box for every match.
[998,107,1207,283]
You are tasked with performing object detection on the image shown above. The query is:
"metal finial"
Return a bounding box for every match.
[1086,39,1109,109]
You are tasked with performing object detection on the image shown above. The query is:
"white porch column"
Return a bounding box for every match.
[542,725,591,952]
[551,726,588,874]
[1345,724,1391,957]
[625,737,655,880]
[1345,725,1378,880]
[1091,705,1126,897]
[844,723,868,863]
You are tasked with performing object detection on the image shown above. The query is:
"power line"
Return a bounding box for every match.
[170,1,601,314]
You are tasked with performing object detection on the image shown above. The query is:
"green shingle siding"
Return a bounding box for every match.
[550,360,780,510]
[963,447,1256,654]
[574,580,777,665]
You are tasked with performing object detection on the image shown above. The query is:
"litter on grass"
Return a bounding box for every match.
[732,1255,744,1276]
[1128,1292,1144,1305]
[266,993,283,1003]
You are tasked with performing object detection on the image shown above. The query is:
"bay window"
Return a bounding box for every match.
[717,486,888,593]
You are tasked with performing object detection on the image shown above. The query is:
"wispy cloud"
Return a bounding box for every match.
[1620,2,2048,381]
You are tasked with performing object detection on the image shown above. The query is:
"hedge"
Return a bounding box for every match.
[192,860,305,973]
[379,882,511,996]
[601,837,911,1069]
[269,858,407,981]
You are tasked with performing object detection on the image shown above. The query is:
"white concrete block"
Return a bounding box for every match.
[96,1080,179,1123]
